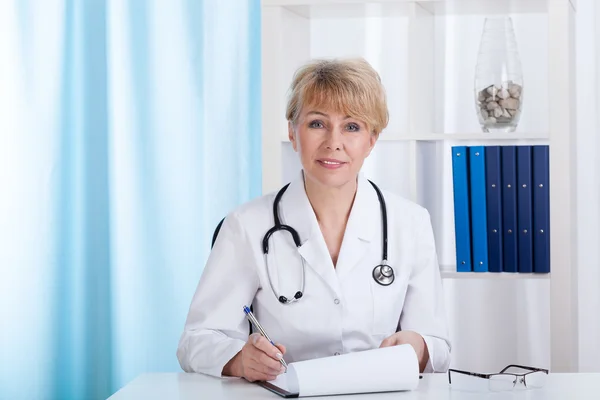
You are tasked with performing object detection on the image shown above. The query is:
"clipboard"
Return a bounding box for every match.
[257,380,299,398]
[256,366,300,398]
[253,346,421,398]
[257,375,423,398]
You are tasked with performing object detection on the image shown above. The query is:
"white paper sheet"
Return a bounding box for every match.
[267,344,419,397]
[268,366,300,394]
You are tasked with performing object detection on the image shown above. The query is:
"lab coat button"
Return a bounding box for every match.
[334,298,340,305]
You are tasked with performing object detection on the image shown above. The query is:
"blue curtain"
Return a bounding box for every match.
[0,1,261,399]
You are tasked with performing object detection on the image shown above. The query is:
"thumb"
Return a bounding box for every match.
[379,336,395,348]
[249,332,262,346]
[275,343,286,355]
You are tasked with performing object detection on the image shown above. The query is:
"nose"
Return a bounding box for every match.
[324,126,343,151]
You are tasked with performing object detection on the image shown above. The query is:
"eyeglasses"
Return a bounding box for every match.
[448,364,549,392]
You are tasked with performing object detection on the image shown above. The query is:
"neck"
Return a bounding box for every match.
[303,173,358,229]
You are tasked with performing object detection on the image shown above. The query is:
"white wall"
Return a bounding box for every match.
[576,0,600,373]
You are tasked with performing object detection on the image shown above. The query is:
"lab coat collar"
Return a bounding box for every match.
[279,170,379,294]
[335,172,379,281]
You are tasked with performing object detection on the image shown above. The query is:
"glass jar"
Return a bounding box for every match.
[474,17,523,133]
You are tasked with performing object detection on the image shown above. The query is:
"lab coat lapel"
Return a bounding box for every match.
[335,174,378,282]
[280,172,341,296]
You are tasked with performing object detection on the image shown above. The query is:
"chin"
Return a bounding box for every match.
[306,169,356,189]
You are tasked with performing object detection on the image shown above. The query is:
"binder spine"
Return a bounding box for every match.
[451,146,472,272]
[517,146,533,273]
[485,146,503,273]
[469,146,488,272]
[532,145,551,273]
[501,146,518,272]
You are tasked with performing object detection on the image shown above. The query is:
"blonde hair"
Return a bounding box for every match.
[285,58,389,135]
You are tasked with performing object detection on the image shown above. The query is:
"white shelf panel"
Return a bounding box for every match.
[270,3,411,18]
[441,271,551,279]
[262,0,554,16]
[418,0,550,15]
[399,133,550,141]
[281,132,549,142]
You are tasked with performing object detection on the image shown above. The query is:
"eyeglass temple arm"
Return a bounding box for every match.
[448,369,491,383]
[498,364,549,374]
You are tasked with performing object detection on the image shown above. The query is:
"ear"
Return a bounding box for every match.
[366,130,379,156]
[288,122,298,152]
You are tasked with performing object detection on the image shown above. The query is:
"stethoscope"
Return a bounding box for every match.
[263,180,394,305]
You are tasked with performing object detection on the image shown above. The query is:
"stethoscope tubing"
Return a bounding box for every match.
[263,179,394,303]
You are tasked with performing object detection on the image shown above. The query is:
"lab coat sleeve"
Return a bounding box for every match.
[399,208,451,373]
[176,211,260,377]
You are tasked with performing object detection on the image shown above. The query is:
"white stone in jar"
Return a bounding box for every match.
[486,85,498,97]
[508,83,522,98]
[499,98,519,109]
[498,88,510,100]
[486,101,500,110]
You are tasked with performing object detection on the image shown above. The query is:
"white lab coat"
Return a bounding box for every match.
[177,171,451,378]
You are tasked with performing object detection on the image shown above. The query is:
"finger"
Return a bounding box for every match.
[275,343,286,355]
[253,336,284,361]
[257,351,286,373]
[246,345,285,374]
[247,365,278,382]
[249,332,262,346]
[248,353,284,376]
[379,336,396,348]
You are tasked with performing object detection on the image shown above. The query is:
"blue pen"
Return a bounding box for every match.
[243,305,288,371]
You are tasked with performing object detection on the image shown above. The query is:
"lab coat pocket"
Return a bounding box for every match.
[370,273,408,338]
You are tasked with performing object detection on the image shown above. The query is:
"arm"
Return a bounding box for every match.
[398,208,451,373]
[176,211,259,377]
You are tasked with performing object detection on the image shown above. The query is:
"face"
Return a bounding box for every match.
[289,107,378,190]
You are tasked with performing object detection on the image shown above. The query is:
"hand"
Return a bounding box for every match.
[223,333,287,382]
[379,330,429,372]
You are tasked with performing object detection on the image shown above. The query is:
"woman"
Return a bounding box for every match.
[177,58,451,382]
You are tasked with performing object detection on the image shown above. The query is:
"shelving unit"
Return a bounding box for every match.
[440,271,551,280]
[261,0,578,372]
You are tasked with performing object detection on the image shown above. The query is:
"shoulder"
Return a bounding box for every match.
[220,190,278,232]
[379,189,431,226]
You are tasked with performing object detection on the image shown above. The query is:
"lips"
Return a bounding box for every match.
[317,158,346,169]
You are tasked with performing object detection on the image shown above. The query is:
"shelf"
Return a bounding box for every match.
[280,132,549,142]
[262,0,556,17]
[263,0,578,374]
[384,133,550,141]
[267,2,411,18]
[441,271,551,280]
[418,0,551,15]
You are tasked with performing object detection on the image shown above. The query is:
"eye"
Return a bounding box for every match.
[308,120,324,129]
[346,122,361,132]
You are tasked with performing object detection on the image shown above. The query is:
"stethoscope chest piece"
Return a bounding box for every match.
[373,263,394,286]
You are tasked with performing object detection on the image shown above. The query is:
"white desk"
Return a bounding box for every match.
[109,372,600,399]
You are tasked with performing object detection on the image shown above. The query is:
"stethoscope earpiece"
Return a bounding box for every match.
[278,291,304,304]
